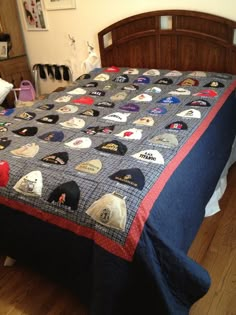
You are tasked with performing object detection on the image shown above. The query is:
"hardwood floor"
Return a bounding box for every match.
[0,163,235,315]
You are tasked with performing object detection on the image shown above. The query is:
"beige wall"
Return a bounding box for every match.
[17,0,236,94]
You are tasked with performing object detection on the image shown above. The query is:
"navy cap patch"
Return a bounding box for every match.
[38,131,64,142]
[148,106,167,115]
[109,168,145,190]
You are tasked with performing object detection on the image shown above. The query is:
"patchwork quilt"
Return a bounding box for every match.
[0,67,236,314]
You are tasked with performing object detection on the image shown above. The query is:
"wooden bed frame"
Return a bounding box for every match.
[98,10,236,74]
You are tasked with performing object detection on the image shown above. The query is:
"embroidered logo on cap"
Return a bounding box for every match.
[177,78,199,86]
[145,87,162,94]
[0,137,11,150]
[95,101,114,108]
[38,131,64,142]
[94,73,110,81]
[193,89,218,97]
[12,127,38,137]
[165,70,182,76]
[154,78,173,85]
[143,69,160,76]
[149,133,178,148]
[75,159,102,174]
[115,128,143,140]
[133,76,150,84]
[165,121,188,130]
[186,99,211,107]
[110,91,127,101]
[86,192,127,231]
[67,87,87,95]
[13,170,43,197]
[123,68,139,75]
[113,74,129,83]
[60,117,85,129]
[95,140,127,155]
[79,109,100,117]
[119,103,140,112]
[168,88,191,96]
[41,152,69,165]
[55,95,73,102]
[133,116,154,126]
[177,109,201,119]
[105,66,120,72]
[148,106,167,115]
[131,93,152,102]
[37,104,54,111]
[48,180,80,211]
[15,112,36,121]
[82,125,115,135]
[203,81,224,88]
[11,143,39,158]
[89,90,106,97]
[56,105,79,114]
[131,149,164,164]
[72,96,94,105]
[109,168,145,190]
[83,81,98,88]
[122,84,139,91]
[65,137,92,149]
[36,115,59,124]
[102,112,130,122]
[158,96,180,104]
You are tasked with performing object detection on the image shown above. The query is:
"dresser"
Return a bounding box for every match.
[0,0,32,107]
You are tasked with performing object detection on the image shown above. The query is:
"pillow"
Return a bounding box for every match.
[0,78,13,104]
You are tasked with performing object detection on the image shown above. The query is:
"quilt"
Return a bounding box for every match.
[0,66,236,315]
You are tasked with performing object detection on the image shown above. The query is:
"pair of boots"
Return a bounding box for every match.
[33,64,71,81]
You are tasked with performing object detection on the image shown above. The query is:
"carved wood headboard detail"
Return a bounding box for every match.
[98,10,236,74]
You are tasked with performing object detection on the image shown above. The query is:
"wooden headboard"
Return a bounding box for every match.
[98,10,236,74]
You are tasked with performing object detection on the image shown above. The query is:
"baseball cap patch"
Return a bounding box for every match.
[95,140,127,155]
[72,96,94,105]
[158,96,180,104]
[0,108,15,116]
[133,116,154,126]
[203,81,224,88]
[56,105,79,114]
[82,125,115,135]
[102,112,130,122]
[177,78,199,86]
[55,95,73,103]
[186,99,211,107]
[165,121,188,130]
[67,87,87,95]
[119,103,140,112]
[123,68,139,75]
[145,86,162,94]
[65,137,92,149]
[115,128,143,140]
[60,117,85,129]
[13,170,43,197]
[133,76,150,84]
[149,133,178,148]
[86,192,127,231]
[15,112,36,121]
[94,73,110,81]
[177,109,201,118]
[11,143,39,158]
[148,106,167,115]
[0,160,9,187]
[75,159,102,174]
[38,131,64,142]
[168,88,191,96]
[122,84,139,91]
[165,70,182,76]
[131,93,152,102]
[41,151,69,165]
[132,149,164,164]
[113,74,129,83]
[89,90,106,97]
[193,89,218,97]
[110,91,128,101]
[95,101,114,108]
[109,168,145,190]
[36,114,59,124]
[12,127,38,137]
[188,71,206,77]
[105,66,120,72]
[48,180,80,211]
[79,109,100,116]
[0,137,11,150]
[154,78,173,85]
[37,104,54,111]
[143,69,160,76]
[83,81,98,88]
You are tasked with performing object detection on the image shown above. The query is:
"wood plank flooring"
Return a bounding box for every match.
[0,163,235,315]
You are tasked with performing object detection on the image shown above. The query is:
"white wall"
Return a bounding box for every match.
[17,0,236,94]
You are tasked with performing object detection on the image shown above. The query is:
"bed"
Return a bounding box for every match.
[0,10,236,315]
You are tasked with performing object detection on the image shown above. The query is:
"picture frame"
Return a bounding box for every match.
[20,0,48,31]
[44,0,76,11]
[0,42,8,59]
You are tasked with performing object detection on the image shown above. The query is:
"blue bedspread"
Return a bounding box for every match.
[0,67,236,314]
